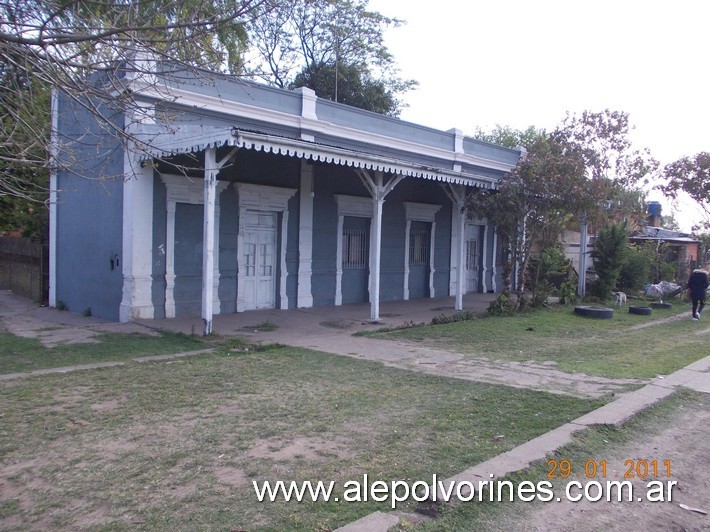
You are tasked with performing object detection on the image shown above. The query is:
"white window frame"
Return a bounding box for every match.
[235,182,297,311]
[403,202,441,300]
[160,174,228,318]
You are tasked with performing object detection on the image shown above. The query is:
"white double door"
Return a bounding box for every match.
[242,212,277,310]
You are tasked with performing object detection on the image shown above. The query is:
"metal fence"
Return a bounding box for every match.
[0,236,49,303]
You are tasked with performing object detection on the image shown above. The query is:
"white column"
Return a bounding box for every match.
[370,195,384,321]
[449,207,460,297]
[429,221,437,297]
[355,169,403,321]
[481,224,489,293]
[236,207,247,313]
[119,150,155,322]
[201,147,217,335]
[213,203,222,314]
[165,201,177,318]
[491,227,498,292]
[297,160,314,307]
[442,184,468,311]
[403,219,412,300]
[335,214,344,306]
[48,89,59,308]
[455,206,466,311]
[280,210,290,309]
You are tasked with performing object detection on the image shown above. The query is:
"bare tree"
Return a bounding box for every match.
[0,0,270,202]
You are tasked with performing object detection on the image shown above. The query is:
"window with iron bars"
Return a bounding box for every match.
[409,228,429,265]
[343,229,368,269]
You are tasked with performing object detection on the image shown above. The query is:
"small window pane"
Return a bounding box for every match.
[343,229,368,269]
[409,228,429,265]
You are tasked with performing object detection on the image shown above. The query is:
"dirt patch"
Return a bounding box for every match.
[214,467,248,488]
[248,436,354,461]
[506,401,710,530]
[93,438,139,460]
[90,399,121,412]
[214,400,247,416]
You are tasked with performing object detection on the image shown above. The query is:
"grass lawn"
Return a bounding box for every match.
[0,346,603,531]
[365,300,707,378]
[0,331,210,374]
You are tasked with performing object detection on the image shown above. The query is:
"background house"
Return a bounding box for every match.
[629,201,701,284]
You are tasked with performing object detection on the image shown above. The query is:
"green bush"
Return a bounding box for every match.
[591,222,628,299]
[528,245,571,307]
[487,293,517,317]
[431,311,477,325]
[558,279,577,305]
[618,244,653,292]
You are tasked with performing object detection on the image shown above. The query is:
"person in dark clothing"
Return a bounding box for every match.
[687,268,709,320]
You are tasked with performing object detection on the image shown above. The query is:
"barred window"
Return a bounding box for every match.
[466,239,478,271]
[409,228,429,265]
[343,229,368,269]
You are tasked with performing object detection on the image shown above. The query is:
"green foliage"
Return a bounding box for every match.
[431,311,476,325]
[658,152,710,230]
[487,293,517,317]
[469,131,598,305]
[471,124,546,149]
[246,0,416,115]
[289,61,399,116]
[527,245,572,307]
[1,0,254,202]
[558,279,577,305]
[590,222,628,298]
[0,63,51,206]
[618,243,654,291]
[553,110,658,187]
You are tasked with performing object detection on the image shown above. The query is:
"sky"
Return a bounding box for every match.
[366,0,708,232]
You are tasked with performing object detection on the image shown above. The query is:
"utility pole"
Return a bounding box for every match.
[578,213,588,296]
[334,32,339,103]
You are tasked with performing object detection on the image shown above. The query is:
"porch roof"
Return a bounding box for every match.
[135,124,502,189]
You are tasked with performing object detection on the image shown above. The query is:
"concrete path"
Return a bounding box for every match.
[132,296,648,399]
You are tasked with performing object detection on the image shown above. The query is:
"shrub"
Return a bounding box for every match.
[590,222,628,299]
[487,293,517,317]
[618,244,653,292]
[528,245,571,307]
[431,311,476,325]
[558,279,577,305]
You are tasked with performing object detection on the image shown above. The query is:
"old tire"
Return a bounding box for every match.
[574,306,614,319]
[651,302,672,309]
[629,306,652,316]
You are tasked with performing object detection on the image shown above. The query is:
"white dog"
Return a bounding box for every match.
[614,291,627,306]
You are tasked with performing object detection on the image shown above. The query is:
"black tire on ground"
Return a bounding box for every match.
[573,306,614,319]
[629,306,652,316]
[651,302,672,309]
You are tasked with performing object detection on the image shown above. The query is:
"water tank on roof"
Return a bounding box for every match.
[647,201,662,217]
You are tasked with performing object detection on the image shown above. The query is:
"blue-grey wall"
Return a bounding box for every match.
[54,91,125,321]
[151,150,301,318]
[310,164,454,307]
